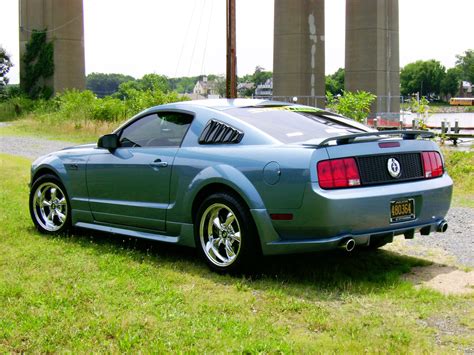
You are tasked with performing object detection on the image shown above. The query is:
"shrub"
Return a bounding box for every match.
[55,90,96,119]
[0,101,17,120]
[121,87,186,116]
[3,96,37,116]
[91,96,127,121]
[326,90,376,123]
[1,85,186,124]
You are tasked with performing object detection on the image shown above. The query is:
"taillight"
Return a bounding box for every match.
[422,151,443,178]
[317,158,361,189]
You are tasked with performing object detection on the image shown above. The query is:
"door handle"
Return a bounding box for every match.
[150,159,168,168]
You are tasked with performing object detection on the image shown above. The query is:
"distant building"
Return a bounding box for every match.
[193,76,220,98]
[460,81,473,98]
[255,79,273,97]
[237,82,255,97]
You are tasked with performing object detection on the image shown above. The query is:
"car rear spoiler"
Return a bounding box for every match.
[307,130,435,148]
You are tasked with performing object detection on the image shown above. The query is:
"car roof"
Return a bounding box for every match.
[175,98,293,111]
[145,98,371,131]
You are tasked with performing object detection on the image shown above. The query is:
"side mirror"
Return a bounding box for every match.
[98,134,119,150]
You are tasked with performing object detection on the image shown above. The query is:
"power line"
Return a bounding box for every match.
[174,1,198,78]
[187,0,207,77]
[19,14,83,34]
[200,0,214,75]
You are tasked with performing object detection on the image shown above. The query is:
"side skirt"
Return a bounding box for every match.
[75,222,179,244]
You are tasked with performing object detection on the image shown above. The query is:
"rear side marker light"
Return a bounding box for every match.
[270,213,293,221]
[317,158,361,189]
[422,151,443,178]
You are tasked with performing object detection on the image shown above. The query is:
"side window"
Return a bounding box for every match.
[119,112,193,148]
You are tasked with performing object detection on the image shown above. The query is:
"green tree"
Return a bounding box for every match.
[115,74,170,99]
[0,46,13,95]
[400,60,446,97]
[238,73,253,84]
[139,74,170,93]
[21,30,54,99]
[455,49,474,83]
[212,75,226,97]
[253,66,272,85]
[441,67,461,97]
[325,68,344,96]
[326,90,376,123]
[114,73,183,114]
[86,73,135,97]
[238,66,272,85]
[169,76,199,93]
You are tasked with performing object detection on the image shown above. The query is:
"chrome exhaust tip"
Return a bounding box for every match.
[340,238,356,252]
[437,220,448,233]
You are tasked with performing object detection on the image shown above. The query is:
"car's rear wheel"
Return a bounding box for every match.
[29,174,71,234]
[195,192,260,273]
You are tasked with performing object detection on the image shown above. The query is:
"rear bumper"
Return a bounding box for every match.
[252,174,453,255]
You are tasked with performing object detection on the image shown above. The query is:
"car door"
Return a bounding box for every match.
[86,111,193,231]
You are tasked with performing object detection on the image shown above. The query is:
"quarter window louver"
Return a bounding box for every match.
[199,120,244,144]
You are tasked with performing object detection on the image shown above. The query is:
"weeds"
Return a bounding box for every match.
[0,87,187,142]
[442,149,474,207]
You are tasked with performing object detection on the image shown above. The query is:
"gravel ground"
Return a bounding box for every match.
[1,133,473,267]
[403,207,474,267]
[0,135,76,160]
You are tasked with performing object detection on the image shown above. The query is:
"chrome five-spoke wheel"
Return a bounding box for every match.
[199,203,242,267]
[30,176,70,233]
[195,192,260,273]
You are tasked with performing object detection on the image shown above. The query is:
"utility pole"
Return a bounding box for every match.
[226,0,237,98]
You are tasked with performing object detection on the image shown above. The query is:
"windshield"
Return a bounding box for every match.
[227,106,368,144]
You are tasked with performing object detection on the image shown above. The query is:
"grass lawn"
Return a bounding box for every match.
[0,153,473,352]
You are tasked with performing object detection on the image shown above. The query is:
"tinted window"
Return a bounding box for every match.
[119,112,193,147]
[226,107,366,144]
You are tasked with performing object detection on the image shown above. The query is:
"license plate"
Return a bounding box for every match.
[390,199,415,223]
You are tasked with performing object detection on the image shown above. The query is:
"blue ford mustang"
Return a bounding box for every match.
[29,99,452,272]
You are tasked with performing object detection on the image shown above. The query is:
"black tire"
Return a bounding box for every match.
[29,174,72,235]
[194,192,261,273]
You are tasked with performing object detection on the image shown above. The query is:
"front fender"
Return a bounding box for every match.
[31,155,70,189]
[31,153,91,221]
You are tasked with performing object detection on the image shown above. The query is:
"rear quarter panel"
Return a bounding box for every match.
[167,145,318,224]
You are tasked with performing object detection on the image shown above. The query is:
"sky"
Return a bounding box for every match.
[1,0,473,84]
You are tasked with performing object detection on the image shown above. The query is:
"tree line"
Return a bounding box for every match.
[400,49,473,99]
[85,66,273,98]
[324,50,474,100]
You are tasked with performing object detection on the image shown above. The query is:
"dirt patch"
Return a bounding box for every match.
[404,264,474,295]
[422,314,474,353]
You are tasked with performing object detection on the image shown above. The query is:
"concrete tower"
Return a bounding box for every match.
[19,0,86,93]
[273,0,325,107]
[345,0,400,115]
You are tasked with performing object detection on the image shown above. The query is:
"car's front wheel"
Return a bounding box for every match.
[29,174,71,234]
[195,192,260,273]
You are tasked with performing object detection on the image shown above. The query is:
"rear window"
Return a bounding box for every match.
[226,107,366,144]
